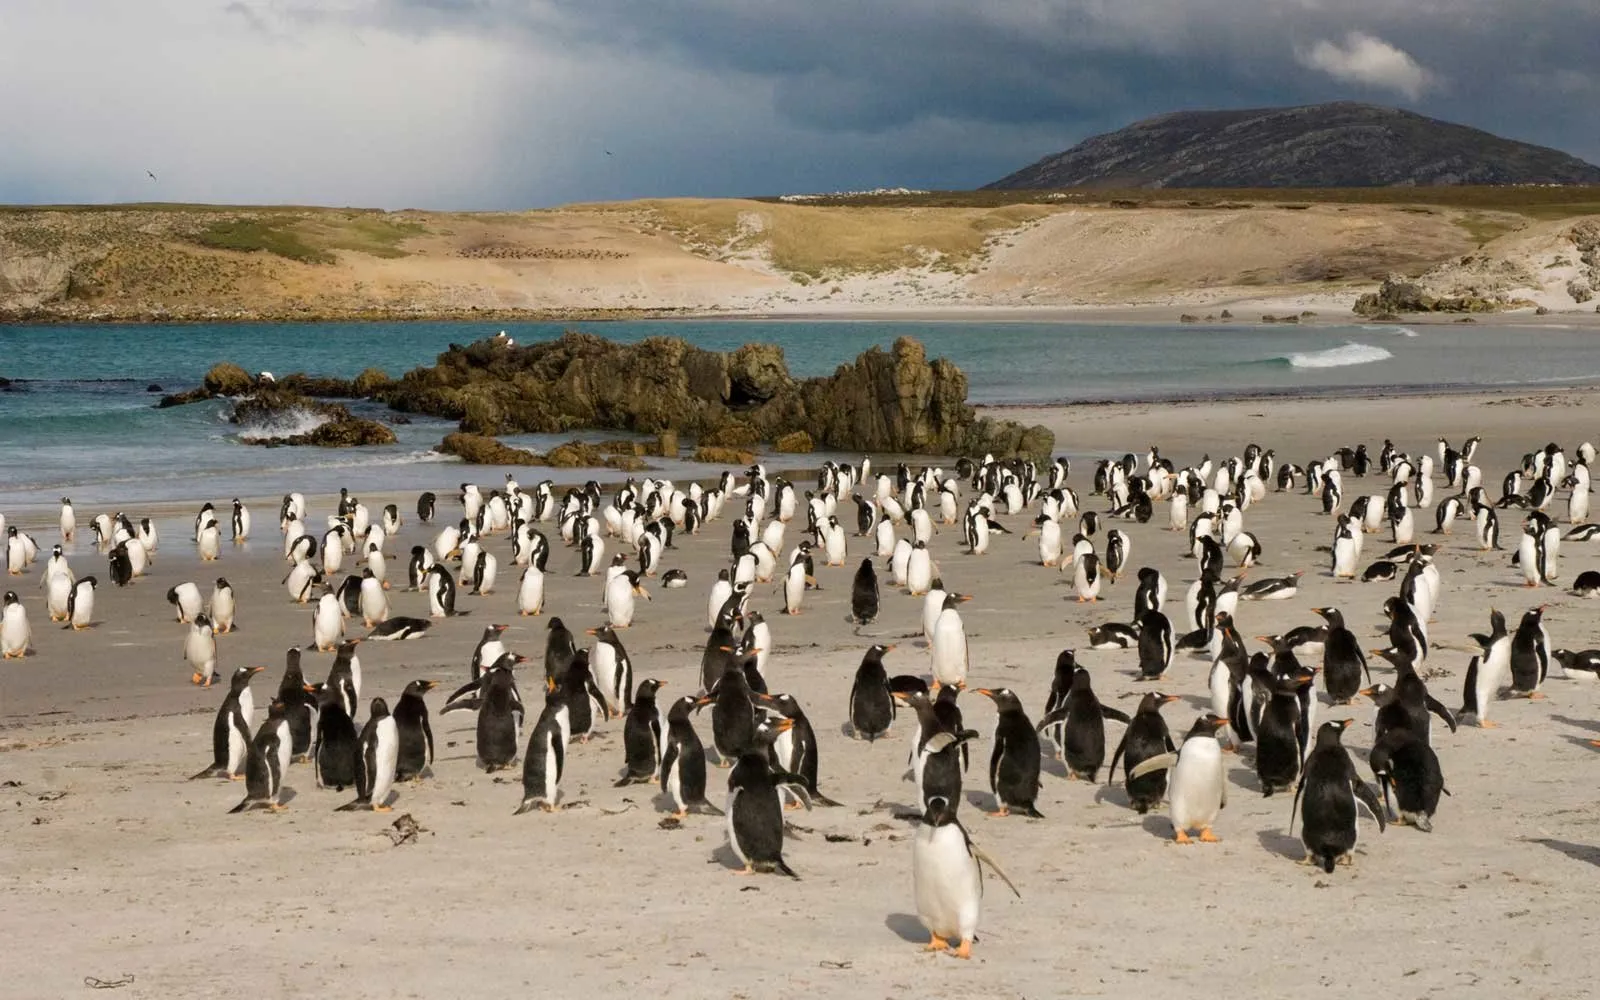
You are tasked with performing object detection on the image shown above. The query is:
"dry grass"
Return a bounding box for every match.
[637,198,1058,277]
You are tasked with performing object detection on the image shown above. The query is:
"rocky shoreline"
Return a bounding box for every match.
[158,334,1056,463]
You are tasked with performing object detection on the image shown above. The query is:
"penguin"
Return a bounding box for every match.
[208,577,236,634]
[930,593,970,692]
[1369,727,1446,832]
[282,558,320,604]
[190,665,263,779]
[393,679,437,781]
[1127,713,1231,843]
[365,616,431,641]
[1292,719,1386,872]
[107,543,133,588]
[604,569,650,629]
[353,566,389,628]
[512,563,546,617]
[0,589,29,659]
[1255,667,1314,796]
[167,581,203,623]
[1508,605,1550,698]
[1571,570,1600,597]
[312,588,344,652]
[850,557,880,626]
[184,614,218,686]
[468,653,527,772]
[1459,609,1511,728]
[1033,667,1130,781]
[614,678,665,786]
[1106,692,1180,814]
[1364,650,1458,745]
[1239,572,1303,601]
[514,687,571,813]
[780,553,812,616]
[406,545,432,591]
[661,694,719,818]
[587,624,635,718]
[1072,553,1102,603]
[911,795,1022,962]
[1311,607,1370,705]
[848,643,897,741]
[197,520,222,562]
[662,568,689,588]
[65,575,96,630]
[334,698,398,812]
[1086,621,1140,650]
[424,564,468,618]
[230,699,290,813]
[326,639,363,713]
[556,651,607,743]
[706,661,759,765]
[470,548,498,596]
[907,539,934,596]
[975,688,1043,818]
[1103,529,1129,582]
[757,691,840,807]
[724,717,808,877]
[417,491,436,524]
[277,649,318,761]
[58,497,75,542]
[1135,610,1173,682]
[543,616,578,688]
[707,568,733,630]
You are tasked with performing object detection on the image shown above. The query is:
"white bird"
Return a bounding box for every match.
[1,591,30,659]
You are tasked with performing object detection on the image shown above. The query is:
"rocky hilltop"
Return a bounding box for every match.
[987,102,1600,189]
[167,335,1055,463]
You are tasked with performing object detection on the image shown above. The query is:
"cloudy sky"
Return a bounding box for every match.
[2,0,1596,209]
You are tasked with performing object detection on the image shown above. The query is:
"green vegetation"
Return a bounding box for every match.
[192,217,333,264]
[304,215,424,259]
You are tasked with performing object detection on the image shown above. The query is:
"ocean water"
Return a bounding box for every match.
[2,318,1597,507]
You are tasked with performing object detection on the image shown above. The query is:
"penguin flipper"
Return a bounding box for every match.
[189,764,225,781]
[1289,775,1305,834]
[1424,695,1459,734]
[1353,780,1388,832]
[1127,752,1178,781]
[335,797,371,812]
[1106,733,1128,786]
[772,773,813,810]
[773,856,801,880]
[1100,706,1132,725]
[968,841,1023,899]
[1034,706,1070,733]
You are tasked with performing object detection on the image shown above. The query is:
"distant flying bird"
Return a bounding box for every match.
[146,170,157,181]
[605,150,613,157]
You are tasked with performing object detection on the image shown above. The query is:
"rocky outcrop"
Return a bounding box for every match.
[384,332,1052,461]
[692,446,757,466]
[436,432,651,469]
[437,433,545,465]
[772,430,813,453]
[1353,274,1503,316]
[231,388,397,448]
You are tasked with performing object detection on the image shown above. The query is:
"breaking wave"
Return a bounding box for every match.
[1283,342,1394,370]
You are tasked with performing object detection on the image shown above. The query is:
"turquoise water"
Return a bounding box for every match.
[2,318,1598,505]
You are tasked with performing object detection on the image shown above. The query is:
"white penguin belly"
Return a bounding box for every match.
[1170,742,1224,832]
[913,823,982,941]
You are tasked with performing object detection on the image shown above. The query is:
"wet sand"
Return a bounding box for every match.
[4,392,1600,998]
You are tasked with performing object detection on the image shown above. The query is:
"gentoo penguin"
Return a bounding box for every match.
[65,576,96,630]
[463,653,527,772]
[365,616,431,641]
[1459,609,1511,728]
[907,540,934,596]
[1,591,30,658]
[417,491,436,524]
[197,519,221,562]
[556,651,607,744]
[393,679,437,782]
[662,568,689,588]
[1331,515,1360,579]
[1255,666,1315,796]
[185,614,218,686]
[167,581,203,623]
[725,717,807,877]
[1107,692,1180,814]
[107,543,134,588]
[406,545,432,591]
[614,678,665,786]
[277,649,318,761]
[1364,650,1458,745]
[190,665,263,779]
[604,569,650,629]
[1086,621,1140,650]
[929,593,969,692]
[338,698,399,812]
[514,687,572,814]
[1103,529,1129,582]
[58,498,75,542]
[707,568,733,630]
[308,681,360,790]
[208,578,236,634]
[757,691,840,807]
[1072,553,1102,603]
[1508,605,1550,698]
[515,563,546,617]
[1239,572,1302,601]
[850,558,880,625]
[706,661,759,765]
[1292,719,1385,872]
[911,795,1021,961]
[587,625,635,718]
[1128,713,1230,843]
[1034,667,1130,781]
[1369,727,1446,832]
[231,499,251,542]
[470,548,498,596]
[1311,607,1369,704]
[424,564,467,618]
[975,688,1043,818]
[230,700,290,813]
[1031,513,1063,567]
[326,640,363,717]
[1571,570,1600,597]
[543,617,578,688]
[312,588,344,652]
[357,569,388,628]
[1135,610,1173,682]
[661,694,718,818]
[849,644,897,741]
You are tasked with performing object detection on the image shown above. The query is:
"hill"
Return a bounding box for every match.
[985,102,1600,190]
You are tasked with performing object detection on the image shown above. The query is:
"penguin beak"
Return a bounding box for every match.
[891,691,909,703]
[883,644,897,653]
[303,684,317,694]
[957,594,972,602]
[1339,718,1354,729]
[247,666,265,675]
[1358,686,1375,698]
[973,688,995,699]
[771,718,795,733]
[421,680,439,691]
[545,677,558,693]
[1254,635,1272,643]
[1213,717,1230,727]
[694,696,714,709]
[1310,607,1325,614]
[585,628,599,636]
[1160,695,1181,705]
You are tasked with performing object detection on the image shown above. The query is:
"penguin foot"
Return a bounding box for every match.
[374,805,393,813]
[1337,853,1353,866]
[269,803,288,813]
[1174,829,1192,844]
[986,807,1009,818]
[1298,852,1316,866]
[1479,720,1501,729]
[952,939,972,960]
[924,934,949,953]
[784,800,804,812]
[191,672,203,685]
[1198,828,1219,843]
[735,865,756,876]
[1528,692,1547,700]
[228,774,245,782]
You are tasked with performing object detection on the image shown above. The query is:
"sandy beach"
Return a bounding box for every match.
[5,390,1600,998]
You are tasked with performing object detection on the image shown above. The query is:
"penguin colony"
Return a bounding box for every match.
[5,435,1600,960]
